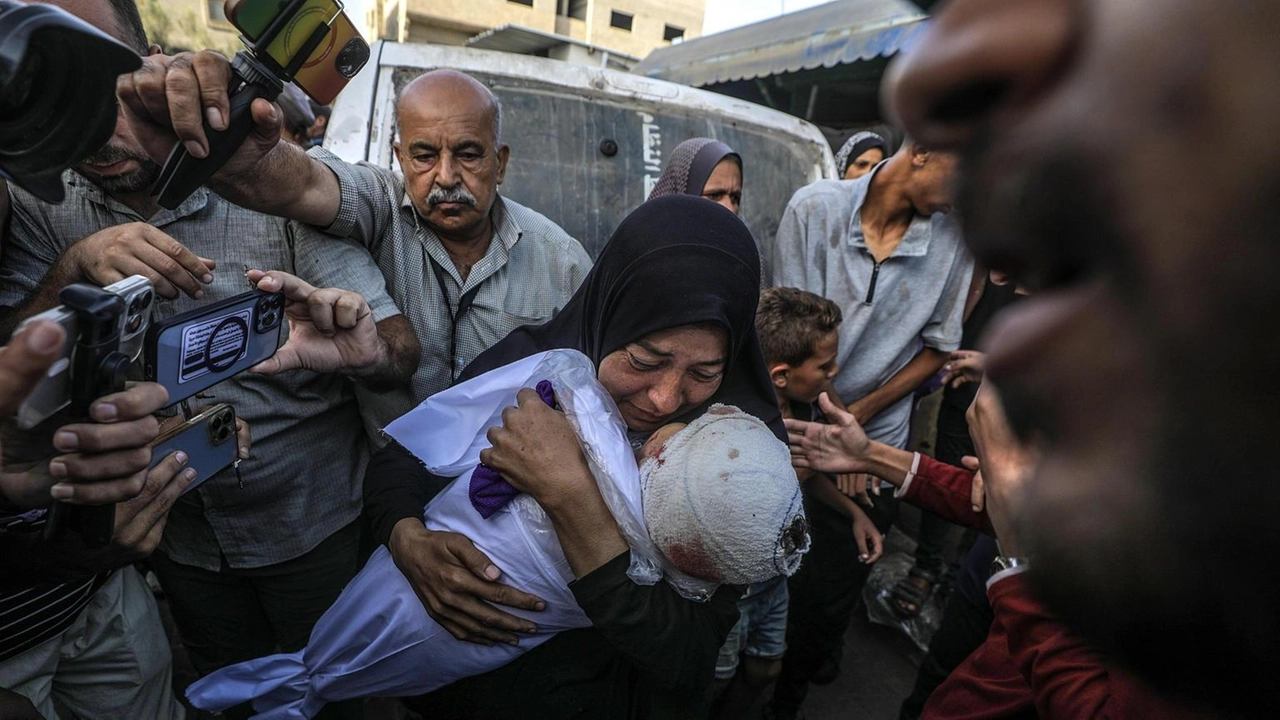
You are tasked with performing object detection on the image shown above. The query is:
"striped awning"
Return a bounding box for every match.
[632,0,928,87]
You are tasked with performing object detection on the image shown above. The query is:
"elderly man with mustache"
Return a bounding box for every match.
[315,70,592,435]
[126,67,593,438]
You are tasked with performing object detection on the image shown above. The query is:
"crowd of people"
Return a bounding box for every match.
[0,0,1275,719]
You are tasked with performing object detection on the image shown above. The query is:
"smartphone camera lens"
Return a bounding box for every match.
[209,414,233,443]
[127,314,142,333]
[139,290,153,309]
[335,39,369,79]
[262,312,277,327]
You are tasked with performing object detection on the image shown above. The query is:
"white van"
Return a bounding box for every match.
[325,42,836,273]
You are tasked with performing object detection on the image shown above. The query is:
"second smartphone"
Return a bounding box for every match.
[149,403,239,494]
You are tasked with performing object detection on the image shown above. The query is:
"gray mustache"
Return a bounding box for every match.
[427,186,477,207]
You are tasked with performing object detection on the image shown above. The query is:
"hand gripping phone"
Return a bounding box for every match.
[152,0,369,209]
[149,404,239,495]
[38,284,136,547]
[15,276,153,429]
[143,289,285,406]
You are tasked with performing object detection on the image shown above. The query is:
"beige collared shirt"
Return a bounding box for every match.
[308,148,593,440]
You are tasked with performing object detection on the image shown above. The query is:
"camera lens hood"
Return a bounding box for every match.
[0,2,140,202]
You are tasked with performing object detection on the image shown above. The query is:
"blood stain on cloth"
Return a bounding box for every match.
[665,537,720,582]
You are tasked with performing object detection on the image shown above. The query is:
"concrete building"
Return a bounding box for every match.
[407,0,704,68]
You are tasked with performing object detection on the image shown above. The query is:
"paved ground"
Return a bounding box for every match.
[741,521,932,720]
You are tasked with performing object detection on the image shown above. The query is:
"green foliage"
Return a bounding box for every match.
[137,0,241,55]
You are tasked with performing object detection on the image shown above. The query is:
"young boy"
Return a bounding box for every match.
[711,287,883,720]
[185,349,808,719]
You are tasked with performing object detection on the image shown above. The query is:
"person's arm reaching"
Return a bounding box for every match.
[1,223,216,340]
[787,392,995,534]
[844,346,948,424]
[117,51,339,226]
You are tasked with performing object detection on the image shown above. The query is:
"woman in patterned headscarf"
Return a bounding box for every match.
[648,138,743,216]
[834,131,887,180]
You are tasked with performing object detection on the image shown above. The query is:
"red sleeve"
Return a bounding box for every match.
[989,573,1206,720]
[899,455,997,535]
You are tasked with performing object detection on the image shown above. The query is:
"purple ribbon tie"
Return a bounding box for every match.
[468,380,556,518]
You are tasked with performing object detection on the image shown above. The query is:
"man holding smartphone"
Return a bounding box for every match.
[0,3,419,719]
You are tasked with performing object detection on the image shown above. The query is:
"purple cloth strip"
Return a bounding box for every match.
[468,380,556,518]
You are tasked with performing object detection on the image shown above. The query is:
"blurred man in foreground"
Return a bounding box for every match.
[886,0,1280,714]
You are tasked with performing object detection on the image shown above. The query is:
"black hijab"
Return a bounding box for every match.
[459,194,782,440]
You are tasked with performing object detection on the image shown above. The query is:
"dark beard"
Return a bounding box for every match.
[75,145,163,196]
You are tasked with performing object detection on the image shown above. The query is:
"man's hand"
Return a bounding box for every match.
[247,270,386,377]
[58,222,215,299]
[388,519,546,646]
[2,386,170,508]
[93,407,252,569]
[786,392,873,475]
[85,448,195,570]
[0,321,64,417]
[966,382,1039,554]
[942,350,986,388]
[0,321,63,506]
[851,504,883,564]
[117,51,282,176]
[0,320,170,508]
[836,472,879,508]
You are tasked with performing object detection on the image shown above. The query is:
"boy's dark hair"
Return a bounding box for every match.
[755,287,842,367]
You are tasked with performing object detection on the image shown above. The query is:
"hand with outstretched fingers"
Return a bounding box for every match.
[785,392,872,476]
[247,269,385,376]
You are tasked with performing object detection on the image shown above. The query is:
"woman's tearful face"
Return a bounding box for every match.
[598,324,729,433]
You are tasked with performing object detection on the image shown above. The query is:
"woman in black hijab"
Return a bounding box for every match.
[362,195,779,719]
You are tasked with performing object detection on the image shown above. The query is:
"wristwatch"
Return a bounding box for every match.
[990,555,1030,576]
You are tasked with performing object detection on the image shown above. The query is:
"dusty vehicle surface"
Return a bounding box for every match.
[325,42,835,270]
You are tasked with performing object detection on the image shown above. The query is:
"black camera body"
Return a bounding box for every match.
[16,276,154,430]
[0,1,140,202]
[41,284,138,547]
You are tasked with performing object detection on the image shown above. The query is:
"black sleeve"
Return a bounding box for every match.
[569,551,743,695]
[0,531,97,589]
[361,440,453,547]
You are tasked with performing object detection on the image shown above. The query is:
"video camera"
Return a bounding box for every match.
[152,0,371,208]
[0,1,140,203]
